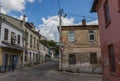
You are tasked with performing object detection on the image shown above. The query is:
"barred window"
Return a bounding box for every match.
[69,54,76,65]
[90,53,97,64]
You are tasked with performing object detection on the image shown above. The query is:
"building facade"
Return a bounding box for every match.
[0,13,24,72]
[23,22,40,65]
[91,0,120,81]
[60,21,101,73]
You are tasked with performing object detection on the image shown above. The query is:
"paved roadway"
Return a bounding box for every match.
[0,61,103,81]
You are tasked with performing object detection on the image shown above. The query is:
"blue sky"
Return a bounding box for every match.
[0,0,98,41]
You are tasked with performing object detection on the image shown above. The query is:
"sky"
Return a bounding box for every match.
[0,0,98,41]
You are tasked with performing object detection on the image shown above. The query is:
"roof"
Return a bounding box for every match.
[0,13,23,30]
[61,25,98,31]
[25,22,41,37]
[91,0,98,12]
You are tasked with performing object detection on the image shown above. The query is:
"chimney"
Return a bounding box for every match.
[23,15,26,23]
[82,19,86,25]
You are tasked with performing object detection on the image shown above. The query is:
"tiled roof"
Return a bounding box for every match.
[0,13,23,30]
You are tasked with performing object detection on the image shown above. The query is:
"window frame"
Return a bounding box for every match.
[88,30,95,42]
[118,0,120,12]
[30,35,32,47]
[4,28,9,40]
[69,54,76,65]
[90,53,97,64]
[68,31,75,42]
[17,35,20,44]
[104,0,111,26]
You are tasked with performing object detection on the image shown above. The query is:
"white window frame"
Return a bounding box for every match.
[88,30,95,41]
[68,31,75,42]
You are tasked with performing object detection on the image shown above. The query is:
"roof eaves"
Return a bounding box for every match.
[91,0,98,12]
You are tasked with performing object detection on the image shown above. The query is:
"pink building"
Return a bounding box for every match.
[91,0,120,81]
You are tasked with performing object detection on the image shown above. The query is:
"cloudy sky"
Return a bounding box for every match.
[0,0,98,41]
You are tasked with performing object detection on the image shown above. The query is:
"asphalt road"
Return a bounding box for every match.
[0,61,102,81]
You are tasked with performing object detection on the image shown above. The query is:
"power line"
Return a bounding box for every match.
[66,13,97,20]
[51,0,58,14]
[57,0,61,10]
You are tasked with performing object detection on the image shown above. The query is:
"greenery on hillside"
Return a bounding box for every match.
[40,40,59,56]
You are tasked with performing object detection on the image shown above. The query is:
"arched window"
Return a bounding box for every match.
[88,30,95,41]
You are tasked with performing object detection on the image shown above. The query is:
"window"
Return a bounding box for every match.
[104,0,111,23]
[25,51,28,61]
[108,44,116,73]
[30,35,32,47]
[68,31,75,42]
[37,39,39,48]
[118,0,120,11]
[25,31,28,42]
[90,53,97,64]
[34,37,36,48]
[69,54,76,64]
[17,35,20,44]
[11,32,16,44]
[29,52,31,61]
[88,30,95,41]
[4,28,9,40]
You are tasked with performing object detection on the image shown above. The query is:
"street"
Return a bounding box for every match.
[0,61,102,81]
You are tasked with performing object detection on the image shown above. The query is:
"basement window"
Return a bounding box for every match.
[69,54,76,65]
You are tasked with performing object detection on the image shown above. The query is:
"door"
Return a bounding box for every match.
[2,54,8,72]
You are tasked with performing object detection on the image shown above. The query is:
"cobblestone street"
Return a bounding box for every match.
[0,61,102,81]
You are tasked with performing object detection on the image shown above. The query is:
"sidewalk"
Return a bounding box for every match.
[0,63,43,78]
[0,66,29,77]
[0,70,19,78]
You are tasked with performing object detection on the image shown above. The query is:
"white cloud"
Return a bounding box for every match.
[38,15,75,42]
[0,0,35,13]
[87,20,98,25]
[0,7,6,14]
[38,16,98,42]
[18,15,28,22]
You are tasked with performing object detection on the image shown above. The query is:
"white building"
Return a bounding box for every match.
[0,13,24,72]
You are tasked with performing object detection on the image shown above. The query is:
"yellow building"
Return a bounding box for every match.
[60,20,101,73]
[23,22,41,65]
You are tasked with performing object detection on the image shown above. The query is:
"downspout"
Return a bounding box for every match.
[22,15,26,67]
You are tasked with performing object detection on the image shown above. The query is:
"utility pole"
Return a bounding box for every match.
[58,9,63,71]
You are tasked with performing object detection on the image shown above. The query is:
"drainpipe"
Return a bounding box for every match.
[22,15,26,67]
